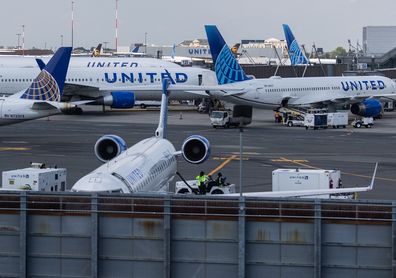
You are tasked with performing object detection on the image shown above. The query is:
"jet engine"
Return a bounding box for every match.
[181,135,211,164]
[95,91,135,109]
[350,99,382,117]
[94,135,127,163]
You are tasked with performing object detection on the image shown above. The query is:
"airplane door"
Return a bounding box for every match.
[255,88,263,99]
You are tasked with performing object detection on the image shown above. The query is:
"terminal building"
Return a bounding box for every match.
[338,26,396,75]
[142,38,286,64]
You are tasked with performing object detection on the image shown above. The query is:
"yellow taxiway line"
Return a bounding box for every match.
[208,154,238,176]
[0,147,30,151]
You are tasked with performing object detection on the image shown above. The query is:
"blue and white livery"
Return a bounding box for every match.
[0,47,74,126]
[0,55,217,112]
[283,24,309,65]
[71,78,211,194]
[201,25,396,118]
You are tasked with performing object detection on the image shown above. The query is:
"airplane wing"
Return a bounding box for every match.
[32,102,59,110]
[227,163,377,198]
[32,101,77,110]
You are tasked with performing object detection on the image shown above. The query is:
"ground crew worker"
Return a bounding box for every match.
[215,172,226,186]
[196,171,208,194]
[274,111,280,123]
[206,175,217,193]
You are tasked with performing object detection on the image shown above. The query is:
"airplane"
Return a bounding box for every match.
[91,44,102,57]
[200,25,396,118]
[0,47,75,126]
[283,24,336,65]
[71,78,211,193]
[0,55,216,113]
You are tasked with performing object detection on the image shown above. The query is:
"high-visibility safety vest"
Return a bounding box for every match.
[195,175,207,186]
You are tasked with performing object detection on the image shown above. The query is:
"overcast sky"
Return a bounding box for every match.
[1,0,396,51]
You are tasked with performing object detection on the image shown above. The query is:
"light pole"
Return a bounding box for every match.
[71,1,74,48]
[16,33,21,49]
[115,0,119,51]
[21,25,25,56]
[144,32,147,54]
[60,35,64,47]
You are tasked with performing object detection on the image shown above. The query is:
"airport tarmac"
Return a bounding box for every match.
[0,106,395,200]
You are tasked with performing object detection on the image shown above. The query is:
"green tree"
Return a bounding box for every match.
[329,47,347,59]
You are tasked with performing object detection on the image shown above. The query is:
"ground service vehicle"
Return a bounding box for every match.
[175,180,236,195]
[2,163,66,192]
[352,117,374,128]
[327,112,348,128]
[272,168,350,199]
[210,105,252,128]
[304,113,328,130]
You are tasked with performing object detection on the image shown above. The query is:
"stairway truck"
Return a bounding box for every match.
[327,112,348,128]
[272,169,345,199]
[210,105,252,128]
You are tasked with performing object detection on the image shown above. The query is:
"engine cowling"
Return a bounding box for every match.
[98,91,135,108]
[94,135,127,163]
[181,135,211,164]
[350,99,382,117]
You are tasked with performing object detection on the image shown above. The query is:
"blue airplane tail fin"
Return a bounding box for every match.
[131,45,140,53]
[205,25,250,85]
[20,47,72,101]
[282,24,309,65]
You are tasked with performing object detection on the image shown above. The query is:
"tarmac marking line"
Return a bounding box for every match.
[213,156,249,161]
[209,155,238,176]
[0,147,31,151]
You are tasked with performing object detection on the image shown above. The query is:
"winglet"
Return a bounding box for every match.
[35,59,46,71]
[155,78,171,139]
[368,162,378,190]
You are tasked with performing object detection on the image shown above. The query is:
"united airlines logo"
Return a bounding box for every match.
[215,45,249,85]
[20,70,60,101]
[188,48,211,56]
[289,40,308,65]
[341,80,385,91]
[104,71,188,84]
[87,61,139,68]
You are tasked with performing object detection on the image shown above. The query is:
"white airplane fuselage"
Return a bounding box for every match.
[213,76,396,108]
[0,96,73,126]
[72,137,178,193]
[0,57,216,101]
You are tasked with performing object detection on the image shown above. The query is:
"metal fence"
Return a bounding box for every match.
[0,192,394,278]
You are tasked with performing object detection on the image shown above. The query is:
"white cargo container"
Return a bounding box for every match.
[2,164,66,191]
[327,112,348,128]
[272,169,341,198]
